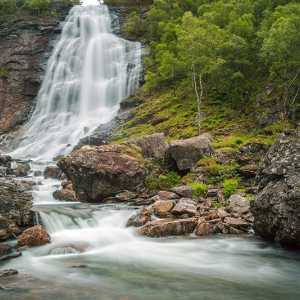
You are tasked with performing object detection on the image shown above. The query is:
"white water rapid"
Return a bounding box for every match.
[2,2,300,300]
[11,2,141,161]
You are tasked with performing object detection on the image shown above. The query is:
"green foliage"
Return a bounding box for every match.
[0,0,17,15]
[123,11,145,39]
[0,67,9,78]
[223,178,239,198]
[189,182,208,197]
[145,171,181,190]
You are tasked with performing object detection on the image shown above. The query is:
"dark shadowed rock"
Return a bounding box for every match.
[0,243,21,261]
[251,131,300,249]
[126,207,152,227]
[0,269,18,278]
[167,133,214,171]
[58,144,146,202]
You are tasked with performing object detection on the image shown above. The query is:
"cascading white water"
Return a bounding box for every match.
[11,3,141,161]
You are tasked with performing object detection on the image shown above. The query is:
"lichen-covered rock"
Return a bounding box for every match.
[58,144,146,202]
[0,178,33,241]
[251,131,300,249]
[137,218,197,237]
[167,133,214,171]
[130,133,169,160]
[17,225,50,247]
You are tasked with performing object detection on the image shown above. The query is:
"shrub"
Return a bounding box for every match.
[223,178,239,198]
[145,171,181,190]
[189,182,208,198]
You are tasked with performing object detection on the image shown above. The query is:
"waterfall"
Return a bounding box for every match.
[11,3,141,161]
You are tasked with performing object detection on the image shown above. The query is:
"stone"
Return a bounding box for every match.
[0,178,33,241]
[195,222,213,236]
[0,243,21,261]
[172,198,197,217]
[206,188,219,198]
[58,144,146,202]
[137,218,197,237]
[239,164,258,178]
[0,155,12,168]
[167,133,213,171]
[226,194,250,216]
[126,207,151,227]
[157,191,179,200]
[153,200,174,218]
[251,132,300,248]
[0,269,18,278]
[17,225,50,247]
[171,186,193,198]
[224,217,250,231]
[53,188,76,202]
[130,133,169,160]
[115,191,137,202]
[44,166,62,179]
[10,162,30,177]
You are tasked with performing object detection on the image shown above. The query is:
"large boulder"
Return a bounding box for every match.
[0,178,33,241]
[17,225,50,247]
[167,133,213,171]
[58,144,146,202]
[251,132,300,249]
[130,133,169,160]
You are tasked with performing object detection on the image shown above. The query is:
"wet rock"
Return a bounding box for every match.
[137,218,197,237]
[130,133,169,160]
[0,154,11,168]
[0,178,33,241]
[33,170,42,176]
[224,217,251,231]
[195,221,213,236]
[0,243,21,261]
[126,207,152,227]
[153,200,174,218]
[251,131,300,248]
[11,162,30,177]
[58,144,146,201]
[53,188,77,202]
[171,185,193,198]
[0,269,18,278]
[44,166,62,179]
[167,133,213,171]
[172,198,197,217]
[17,225,50,247]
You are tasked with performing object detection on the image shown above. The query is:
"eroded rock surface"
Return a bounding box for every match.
[17,225,50,247]
[251,132,300,249]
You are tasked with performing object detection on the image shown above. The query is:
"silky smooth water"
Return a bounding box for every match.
[1,2,300,300]
[11,2,141,161]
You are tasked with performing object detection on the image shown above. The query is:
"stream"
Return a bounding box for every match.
[1,1,300,299]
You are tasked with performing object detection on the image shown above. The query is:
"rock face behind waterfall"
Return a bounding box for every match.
[251,131,300,249]
[58,144,146,202]
[0,9,70,134]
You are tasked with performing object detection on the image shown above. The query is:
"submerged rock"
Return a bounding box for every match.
[0,269,18,278]
[17,225,50,248]
[167,133,214,171]
[251,132,300,249]
[58,144,146,202]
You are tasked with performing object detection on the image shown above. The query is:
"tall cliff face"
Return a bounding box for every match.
[0,9,70,134]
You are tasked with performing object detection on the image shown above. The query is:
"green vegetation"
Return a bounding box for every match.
[189,182,208,198]
[223,178,239,198]
[0,0,80,16]
[145,171,181,190]
[0,67,9,79]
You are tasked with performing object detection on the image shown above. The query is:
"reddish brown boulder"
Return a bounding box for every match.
[58,144,146,202]
[195,222,213,236]
[153,200,175,218]
[17,225,50,247]
[137,218,197,237]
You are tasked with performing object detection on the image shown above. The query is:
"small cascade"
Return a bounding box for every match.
[11,3,141,161]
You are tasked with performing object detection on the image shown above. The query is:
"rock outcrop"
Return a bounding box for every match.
[58,144,146,202]
[0,177,33,241]
[167,133,214,171]
[251,131,300,249]
[0,7,70,134]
